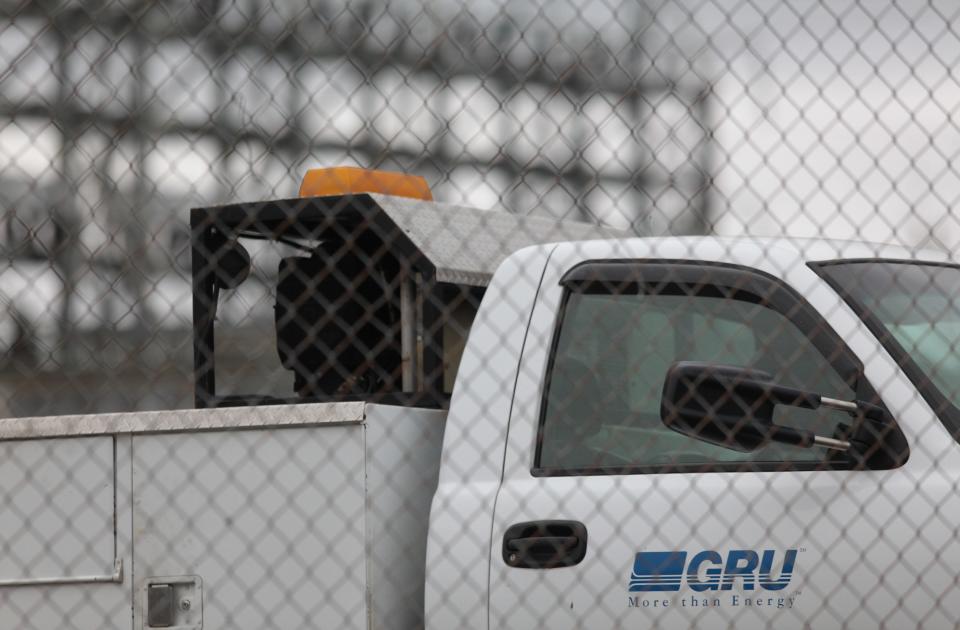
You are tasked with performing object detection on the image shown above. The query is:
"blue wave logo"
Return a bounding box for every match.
[629,551,687,592]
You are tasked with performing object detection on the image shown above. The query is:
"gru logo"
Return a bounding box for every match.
[628,549,797,592]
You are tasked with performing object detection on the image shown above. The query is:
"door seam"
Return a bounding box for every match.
[485,244,558,630]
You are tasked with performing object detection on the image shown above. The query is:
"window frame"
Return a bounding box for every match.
[811,258,960,442]
[531,259,898,477]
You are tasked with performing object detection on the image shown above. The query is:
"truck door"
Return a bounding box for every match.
[489,256,956,629]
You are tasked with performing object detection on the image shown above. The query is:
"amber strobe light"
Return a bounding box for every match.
[299,166,433,201]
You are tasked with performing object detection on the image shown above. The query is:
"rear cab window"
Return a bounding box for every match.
[534,260,904,475]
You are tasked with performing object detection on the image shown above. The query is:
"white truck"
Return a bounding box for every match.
[0,168,956,629]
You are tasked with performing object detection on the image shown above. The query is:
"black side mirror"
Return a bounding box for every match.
[660,361,870,453]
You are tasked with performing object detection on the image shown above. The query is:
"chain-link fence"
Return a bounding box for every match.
[2,0,960,629]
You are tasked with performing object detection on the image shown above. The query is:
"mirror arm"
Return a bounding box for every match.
[815,397,892,452]
[819,396,857,413]
[816,397,858,449]
[812,434,850,451]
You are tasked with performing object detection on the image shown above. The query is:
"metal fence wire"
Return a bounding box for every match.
[2,0,960,629]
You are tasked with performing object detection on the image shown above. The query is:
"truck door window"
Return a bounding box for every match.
[534,261,871,475]
[813,260,960,441]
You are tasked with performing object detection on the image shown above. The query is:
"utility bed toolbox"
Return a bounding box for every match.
[0,401,445,630]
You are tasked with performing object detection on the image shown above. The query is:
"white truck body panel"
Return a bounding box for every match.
[0,402,445,630]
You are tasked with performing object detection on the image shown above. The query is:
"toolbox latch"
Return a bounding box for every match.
[143,576,202,629]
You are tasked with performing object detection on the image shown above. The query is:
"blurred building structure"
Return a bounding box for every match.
[0,0,712,415]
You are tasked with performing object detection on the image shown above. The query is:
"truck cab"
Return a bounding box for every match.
[429,235,959,629]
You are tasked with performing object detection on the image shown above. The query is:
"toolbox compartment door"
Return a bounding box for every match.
[131,424,367,629]
[0,436,116,582]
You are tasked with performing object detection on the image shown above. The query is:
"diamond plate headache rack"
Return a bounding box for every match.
[190,193,629,409]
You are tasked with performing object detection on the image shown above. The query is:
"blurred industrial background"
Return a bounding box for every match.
[2,0,958,416]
